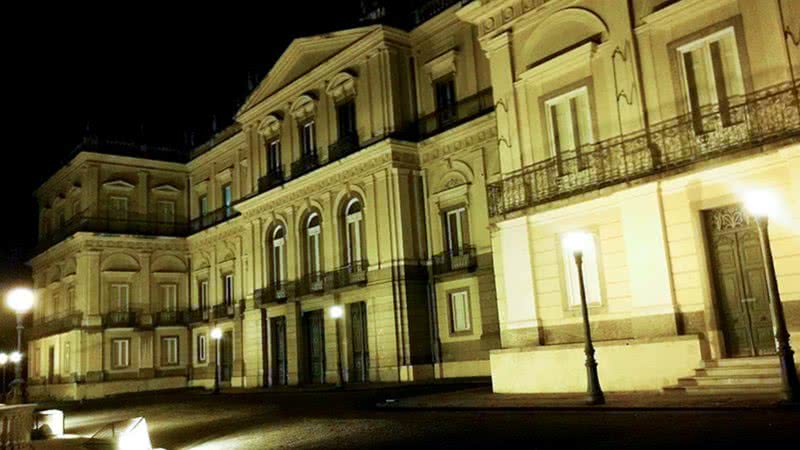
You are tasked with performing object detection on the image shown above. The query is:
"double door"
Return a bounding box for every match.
[303,310,325,384]
[271,316,288,386]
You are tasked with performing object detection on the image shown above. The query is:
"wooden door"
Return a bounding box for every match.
[271,316,288,386]
[349,302,369,383]
[705,206,775,357]
[221,331,233,382]
[48,346,55,384]
[304,310,325,384]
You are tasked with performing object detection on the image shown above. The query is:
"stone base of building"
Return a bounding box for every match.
[490,335,706,393]
[435,360,491,379]
[28,376,188,401]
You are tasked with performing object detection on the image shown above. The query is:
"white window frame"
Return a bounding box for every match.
[223,274,234,305]
[445,207,466,254]
[162,336,179,366]
[562,233,603,308]
[307,213,321,274]
[449,290,471,333]
[110,283,130,312]
[109,196,129,220]
[677,27,744,115]
[161,283,178,312]
[197,334,207,363]
[112,338,130,369]
[345,199,363,264]
[545,86,593,158]
[272,226,286,284]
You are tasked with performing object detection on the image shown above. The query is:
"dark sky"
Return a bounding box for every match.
[0,1,369,349]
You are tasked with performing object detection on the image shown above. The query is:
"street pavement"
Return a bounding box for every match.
[49,386,798,449]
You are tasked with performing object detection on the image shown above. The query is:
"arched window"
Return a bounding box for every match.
[272,225,286,285]
[306,213,322,275]
[344,199,364,266]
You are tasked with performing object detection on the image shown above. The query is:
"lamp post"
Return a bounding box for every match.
[6,287,34,404]
[211,327,223,395]
[744,190,800,403]
[0,352,7,401]
[563,232,605,405]
[329,305,345,388]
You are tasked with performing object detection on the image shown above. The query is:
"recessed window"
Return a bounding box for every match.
[199,195,209,216]
[267,139,282,173]
[546,87,593,163]
[223,274,234,305]
[197,334,207,363]
[336,100,357,139]
[199,280,209,310]
[562,233,602,307]
[158,200,176,223]
[301,121,316,155]
[444,207,468,255]
[110,284,130,312]
[222,184,233,209]
[161,336,179,366]
[345,199,363,265]
[449,290,471,333]
[112,338,130,369]
[272,226,286,285]
[306,213,322,274]
[161,284,177,312]
[434,77,456,112]
[109,196,129,221]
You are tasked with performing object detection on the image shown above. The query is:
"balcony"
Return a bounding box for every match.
[296,272,327,297]
[190,205,240,233]
[329,260,369,289]
[488,81,800,218]
[186,308,210,324]
[416,88,494,140]
[258,166,286,193]
[255,281,294,307]
[410,0,469,27]
[154,311,186,327]
[104,311,138,328]
[291,151,320,178]
[29,313,83,339]
[212,302,236,319]
[328,134,360,163]
[433,246,477,275]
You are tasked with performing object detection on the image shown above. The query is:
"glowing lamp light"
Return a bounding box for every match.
[744,189,778,218]
[10,351,22,364]
[210,328,223,340]
[6,288,34,313]
[0,352,7,365]
[329,305,344,320]
[562,231,592,255]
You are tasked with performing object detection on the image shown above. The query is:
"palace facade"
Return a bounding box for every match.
[27,0,800,400]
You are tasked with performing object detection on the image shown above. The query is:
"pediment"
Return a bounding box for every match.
[102,179,135,191]
[238,26,378,115]
[152,183,181,194]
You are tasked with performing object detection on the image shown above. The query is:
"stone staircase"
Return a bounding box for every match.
[663,356,790,395]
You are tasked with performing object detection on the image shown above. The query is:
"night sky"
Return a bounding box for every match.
[0,1,367,349]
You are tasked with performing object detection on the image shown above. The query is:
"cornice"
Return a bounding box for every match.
[186,131,247,171]
[419,113,497,164]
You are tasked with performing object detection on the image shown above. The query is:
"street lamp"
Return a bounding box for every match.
[562,232,605,405]
[744,190,800,402]
[6,287,34,404]
[0,352,7,401]
[210,327,223,395]
[329,305,344,388]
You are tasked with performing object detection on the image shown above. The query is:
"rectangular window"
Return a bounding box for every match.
[268,139,282,173]
[72,199,81,217]
[161,336,179,366]
[109,196,129,221]
[199,195,209,216]
[445,207,468,254]
[301,121,316,155]
[64,341,71,373]
[111,338,130,369]
[110,284,130,312]
[562,233,602,307]
[336,100,357,139]
[434,77,457,111]
[223,274,234,305]
[678,28,744,131]
[161,284,177,312]
[199,280,209,310]
[449,291,471,333]
[197,334,207,363]
[222,184,232,208]
[67,287,76,312]
[546,87,593,166]
[157,200,176,223]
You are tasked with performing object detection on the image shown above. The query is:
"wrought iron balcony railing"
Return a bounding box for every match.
[296,272,327,297]
[212,302,236,319]
[416,88,494,139]
[29,312,83,339]
[410,0,469,27]
[488,81,800,217]
[255,281,294,307]
[328,133,360,162]
[190,205,240,233]
[329,260,369,289]
[258,166,286,193]
[433,246,477,275]
[104,311,138,328]
[186,307,210,323]
[291,151,320,178]
[154,310,186,327]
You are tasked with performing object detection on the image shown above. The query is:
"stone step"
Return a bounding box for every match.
[701,357,779,369]
[678,374,782,387]
[676,384,783,395]
[694,366,781,377]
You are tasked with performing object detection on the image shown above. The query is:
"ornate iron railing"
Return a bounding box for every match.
[416,88,494,139]
[258,166,286,193]
[154,311,185,327]
[329,260,369,289]
[432,246,477,275]
[487,81,800,217]
[190,205,240,233]
[410,0,468,27]
[255,281,294,307]
[29,312,83,339]
[212,302,236,319]
[328,133,361,162]
[296,272,327,297]
[291,151,320,178]
[104,311,138,328]
[186,308,210,323]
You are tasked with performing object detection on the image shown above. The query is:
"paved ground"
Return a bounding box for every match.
[49,386,798,449]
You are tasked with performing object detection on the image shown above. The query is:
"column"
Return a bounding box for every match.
[483,32,522,174]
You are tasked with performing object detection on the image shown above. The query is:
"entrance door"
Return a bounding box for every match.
[349,302,369,382]
[221,330,233,382]
[303,310,325,384]
[271,316,288,386]
[48,346,55,384]
[705,205,775,357]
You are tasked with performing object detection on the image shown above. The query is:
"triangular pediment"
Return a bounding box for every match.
[238,26,379,115]
[102,179,135,191]
[152,183,181,194]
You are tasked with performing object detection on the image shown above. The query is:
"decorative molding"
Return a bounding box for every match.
[152,184,181,194]
[101,179,135,191]
[419,119,498,164]
[257,113,283,138]
[325,71,357,102]
[289,93,318,122]
[708,205,751,232]
[517,41,597,84]
[193,179,209,193]
[216,167,234,183]
[423,49,459,81]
